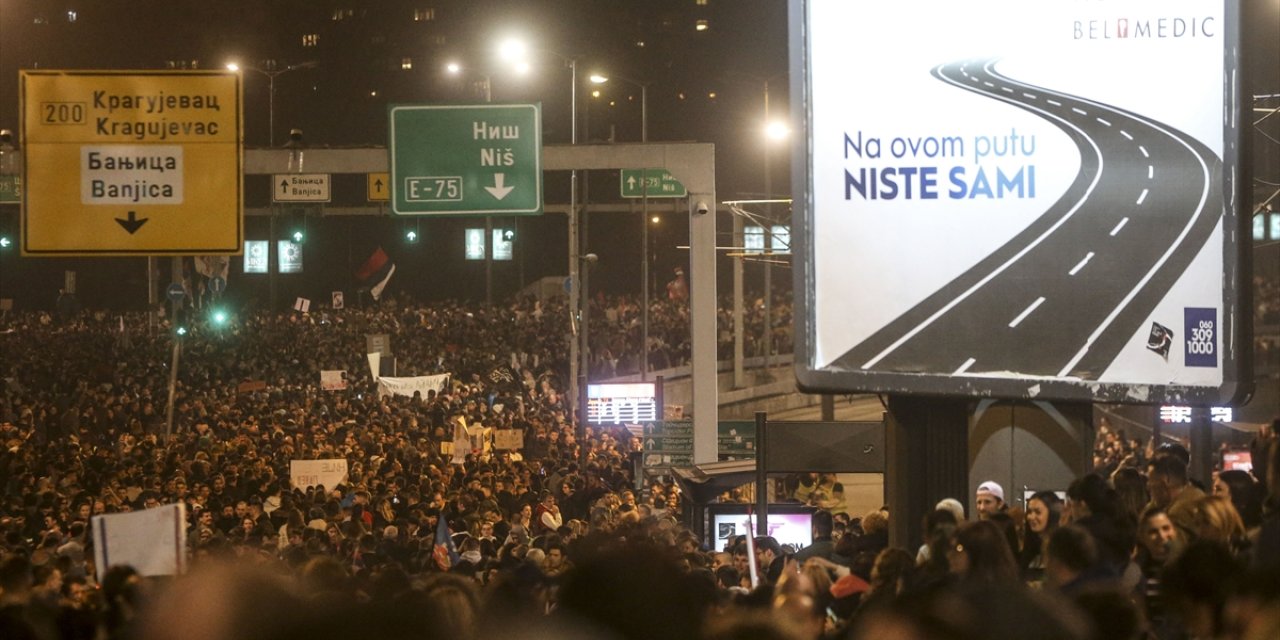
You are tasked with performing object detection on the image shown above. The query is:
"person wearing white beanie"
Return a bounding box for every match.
[976,480,1006,520]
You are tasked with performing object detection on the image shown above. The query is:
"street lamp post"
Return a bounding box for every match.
[760,79,790,376]
[225,60,316,148]
[499,38,583,424]
[590,72,652,378]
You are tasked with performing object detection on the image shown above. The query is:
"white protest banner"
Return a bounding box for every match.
[494,429,524,451]
[320,370,347,391]
[367,352,381,381]
[376,374,450,399]
[92,503,187,582]
[294,297,311,313]
[290,459,349,491]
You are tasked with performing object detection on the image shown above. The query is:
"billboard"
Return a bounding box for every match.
[792,0,1249,404]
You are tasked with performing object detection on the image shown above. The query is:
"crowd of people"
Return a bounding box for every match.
[0,295,1278,640]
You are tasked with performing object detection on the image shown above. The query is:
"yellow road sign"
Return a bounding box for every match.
[368,172,390,201]
[20,70,243,256]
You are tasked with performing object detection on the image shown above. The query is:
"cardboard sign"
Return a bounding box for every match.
[494,429,524,451]
[290,459,349,491]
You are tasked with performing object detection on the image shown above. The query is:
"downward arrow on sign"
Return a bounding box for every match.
[485,173,515,200]
[115,211,149,234]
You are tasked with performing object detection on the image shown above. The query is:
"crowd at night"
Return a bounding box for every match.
[0,293,1276,640]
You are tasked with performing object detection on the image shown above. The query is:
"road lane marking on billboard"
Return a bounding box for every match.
[1073,107,1088,116]
[1057,124,1214,377]
[1097,118,1112,127]
[955,358,976,375]
[1009,297,1046,328]
[1140,146,1150,157]
[860,62,1106,370]
[1137,189,1150,205]
[1110,218,1130,237]
[1048,99,1062,107]
[1069,252,1095,276]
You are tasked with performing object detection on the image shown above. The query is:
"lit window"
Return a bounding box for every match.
[33,16,48,24]
[1256,214,1267,241]
[635,40,646,48]
[708,92,716,99]
[369,90,378,97]
[696,0,710,5]
[1271,212,1280,240]
[695,20,709,31]
[744,226,765,254]
[414,8,436,21]
[302,34,319,47]
[66,10,77,22]
[770,225,790,252]
[401,57,413,70]
[678,92,686,100]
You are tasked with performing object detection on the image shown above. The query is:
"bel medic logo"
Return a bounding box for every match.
[1184,308,1217,368]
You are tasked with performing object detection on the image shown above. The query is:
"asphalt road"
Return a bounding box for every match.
[830,59,1223,380]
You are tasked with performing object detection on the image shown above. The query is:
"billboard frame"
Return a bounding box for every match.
[789,0,1252,405]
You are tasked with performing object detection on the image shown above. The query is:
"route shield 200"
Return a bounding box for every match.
[791,0,1249,404]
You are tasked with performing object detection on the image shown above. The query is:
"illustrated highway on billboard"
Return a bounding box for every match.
[794,1,1247,403]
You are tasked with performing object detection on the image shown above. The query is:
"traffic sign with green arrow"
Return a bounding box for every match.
[621,168,687,198]
[389,104,542,216]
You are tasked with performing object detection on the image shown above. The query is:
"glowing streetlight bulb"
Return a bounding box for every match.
[589,74,609,84]
[765,120,790,141]
[225,62,240,72]
[497,38,528,63]
[445,61,461,74]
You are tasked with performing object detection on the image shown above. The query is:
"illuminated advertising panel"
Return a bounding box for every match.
[244,241,268,273]
[793,0,1249,404]
[586,382,658,425]
[464,228,485,260]
[277,240,302,274]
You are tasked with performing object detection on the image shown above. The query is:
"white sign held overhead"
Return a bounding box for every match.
[792,0,1249,405]
[92,503,187,581]
[273,173,331,202]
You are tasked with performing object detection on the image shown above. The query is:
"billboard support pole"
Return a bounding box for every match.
[886,396,969,549]
[755,411,768,536]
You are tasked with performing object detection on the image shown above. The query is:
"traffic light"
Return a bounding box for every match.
[210,308,229,326]
[0,235,11,250]
[291,229,304,243]
[502,228,516,242]
[405,229,419,243]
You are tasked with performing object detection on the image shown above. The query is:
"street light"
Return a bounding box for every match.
[588,72,648,142]
[760,81,790,375]
[499,36,584,420]
[590,71,656,378]
[224,60,317,147]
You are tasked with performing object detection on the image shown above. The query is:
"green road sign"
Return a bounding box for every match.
[389,104,542,216]
[621,168,687,198]
[641,421,756,469]
[0,175,19,203]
